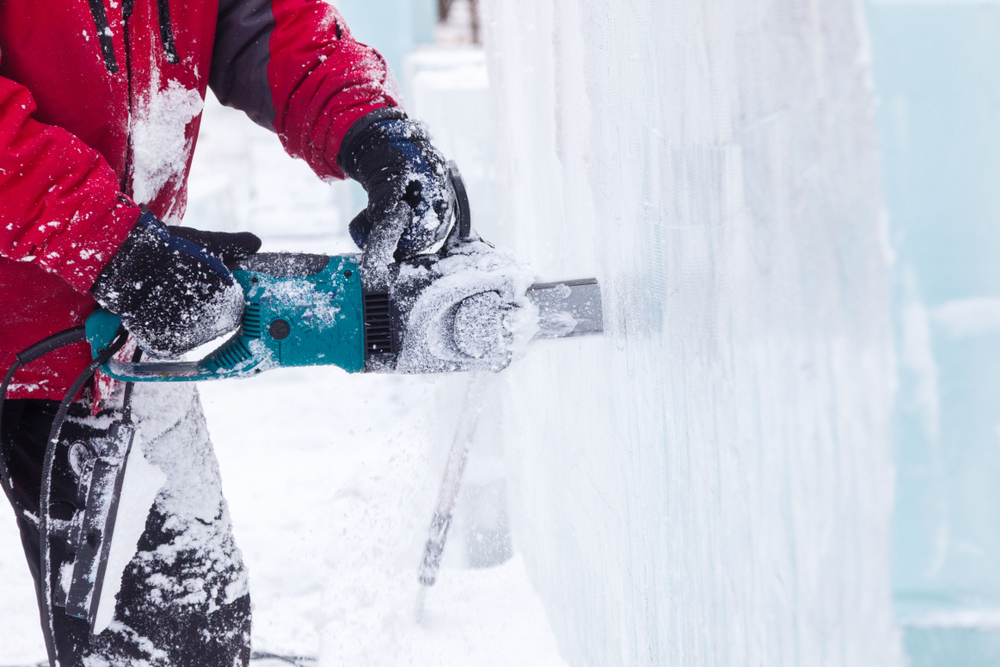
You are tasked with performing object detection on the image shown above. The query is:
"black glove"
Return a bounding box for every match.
[90,211,261,357]
[338,107,455,262]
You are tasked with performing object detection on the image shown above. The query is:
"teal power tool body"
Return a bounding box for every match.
[85,175,602,381]
[86,249,602,381]
[86,253,368,380]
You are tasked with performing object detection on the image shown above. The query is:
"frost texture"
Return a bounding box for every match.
[93,432,167,635]
[135,280,244,360]
[264,276,342,328]
[128,384,247,608]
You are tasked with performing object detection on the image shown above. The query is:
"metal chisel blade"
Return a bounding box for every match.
[527,278,604,339]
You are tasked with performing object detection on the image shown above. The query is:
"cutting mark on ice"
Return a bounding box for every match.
[416,371,493,622]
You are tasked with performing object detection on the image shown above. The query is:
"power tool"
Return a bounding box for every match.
[0,166,603,661]
[86,168,601,382]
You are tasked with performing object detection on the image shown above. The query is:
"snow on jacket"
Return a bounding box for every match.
[0,0,401,402]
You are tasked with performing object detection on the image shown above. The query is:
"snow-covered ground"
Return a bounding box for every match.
[205,368,568,667]
[0,365,568,666]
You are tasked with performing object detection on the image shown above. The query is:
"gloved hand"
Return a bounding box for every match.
[90,211,261,357]
[338,108,455,262]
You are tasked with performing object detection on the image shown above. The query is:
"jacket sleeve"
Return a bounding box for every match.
[0,72,142,293]
[210,0,402,182]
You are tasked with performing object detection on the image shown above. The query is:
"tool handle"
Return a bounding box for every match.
[448,162,473,241]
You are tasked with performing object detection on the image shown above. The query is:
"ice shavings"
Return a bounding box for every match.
[82,623,168,667]
[130,77,204,209]
[132,276,244,360]
[174,362,570,665]
[536,310,576,337]
[8,379,51,394]
[262,275,342,327]
[393,239,536,373]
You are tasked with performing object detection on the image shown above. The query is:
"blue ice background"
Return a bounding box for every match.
[324,0,437,216]
[867,2,1000,664]
[336,0,436,78]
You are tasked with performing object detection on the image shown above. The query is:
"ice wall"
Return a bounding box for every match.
[480,1,901,665]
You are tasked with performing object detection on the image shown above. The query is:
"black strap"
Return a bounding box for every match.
[0,327,88,506]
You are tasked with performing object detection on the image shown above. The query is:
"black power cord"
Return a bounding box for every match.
[0,323,128,667]
[38,328,129,667]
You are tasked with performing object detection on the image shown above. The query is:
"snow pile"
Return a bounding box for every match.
[482,0,901,665]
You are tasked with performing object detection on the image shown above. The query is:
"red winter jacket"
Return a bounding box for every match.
[0,0,401,402]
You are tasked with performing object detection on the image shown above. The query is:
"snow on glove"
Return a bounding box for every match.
[338,108,455,263]
[90,211,262,357]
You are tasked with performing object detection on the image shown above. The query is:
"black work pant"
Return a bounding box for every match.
[1,387,251,666]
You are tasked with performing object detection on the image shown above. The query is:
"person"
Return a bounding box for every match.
[0,1,454,665]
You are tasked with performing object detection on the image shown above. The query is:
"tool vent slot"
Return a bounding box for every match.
[363,293,394,354]
[204,336,253,371]
[241,303,262,338]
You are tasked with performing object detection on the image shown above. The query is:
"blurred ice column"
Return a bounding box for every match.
[330,0,439,220]
[335,0,436,82]
[866,3,1000,664]
[406,48,498,239]
[188,1,440,248]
